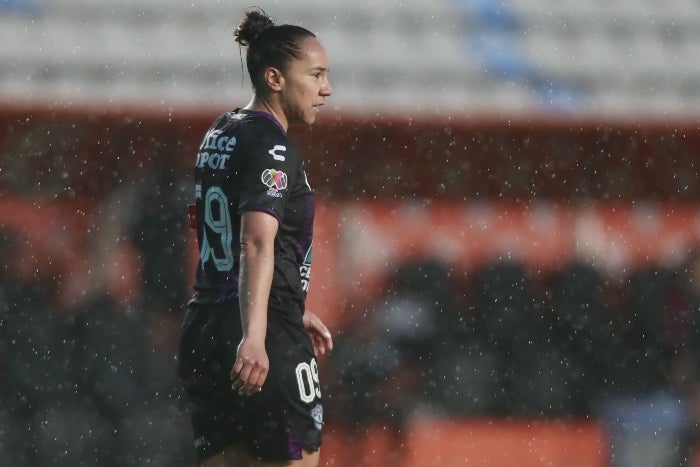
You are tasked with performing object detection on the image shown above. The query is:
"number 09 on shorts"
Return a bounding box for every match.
[295,358,321,403]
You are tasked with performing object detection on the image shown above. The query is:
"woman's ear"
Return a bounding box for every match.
[263,67,284,92]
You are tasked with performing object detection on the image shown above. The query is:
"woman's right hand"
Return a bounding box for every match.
[231,336,269,396]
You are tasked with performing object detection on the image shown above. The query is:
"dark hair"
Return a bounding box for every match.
[234,8,316,93]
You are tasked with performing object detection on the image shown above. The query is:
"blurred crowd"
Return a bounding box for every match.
[2,181,700,465]
[325,253,700,466]
[0,163,197,466]
[0,226,195,466]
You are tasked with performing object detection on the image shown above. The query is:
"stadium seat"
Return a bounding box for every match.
[2,0,700,115]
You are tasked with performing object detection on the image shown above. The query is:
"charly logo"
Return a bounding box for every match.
[261,168,288,190]
[268,145,287,161]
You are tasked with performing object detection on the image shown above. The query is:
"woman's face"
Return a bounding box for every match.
[279,36,333,127]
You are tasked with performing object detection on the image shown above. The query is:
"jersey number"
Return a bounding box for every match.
[295,358,321,403]
[197,184,234,272]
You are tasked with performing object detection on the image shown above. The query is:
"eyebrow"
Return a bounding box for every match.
[310,66,329,72]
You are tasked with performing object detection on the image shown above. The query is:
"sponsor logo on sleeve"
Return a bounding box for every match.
[261,168,288,197]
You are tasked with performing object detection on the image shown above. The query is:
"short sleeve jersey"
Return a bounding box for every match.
[190,109,314,308]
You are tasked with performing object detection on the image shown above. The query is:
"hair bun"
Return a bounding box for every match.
[234,8,275,47]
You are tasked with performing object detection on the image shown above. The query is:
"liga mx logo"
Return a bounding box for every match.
[261,168,288,190]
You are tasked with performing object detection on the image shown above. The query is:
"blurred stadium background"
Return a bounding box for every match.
[1,0,700,466]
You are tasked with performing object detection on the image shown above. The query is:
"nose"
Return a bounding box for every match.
[321,78,333,96]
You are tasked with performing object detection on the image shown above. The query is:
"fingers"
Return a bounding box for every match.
[304,311,333,355]
[231,357,268,396]
[323,329,333,353]
[309,329,334,357]
[309,329,327,356]
[315,326,333,354]
[310,333,325,357]
[305,312,330,336]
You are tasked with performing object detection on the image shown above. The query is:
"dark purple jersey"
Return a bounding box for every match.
[189,109,314,309]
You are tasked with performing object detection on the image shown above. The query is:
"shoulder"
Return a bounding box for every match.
[204,109,280,138]
[228,109,285,139]
[234,112,303,162]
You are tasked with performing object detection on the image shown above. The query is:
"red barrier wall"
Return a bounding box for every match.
[1,106,699,202]
[321,419,608,467]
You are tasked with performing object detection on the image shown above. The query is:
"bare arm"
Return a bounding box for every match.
[231,210,278,395]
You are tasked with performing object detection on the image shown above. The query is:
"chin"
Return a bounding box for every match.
[290,114,316,127]
[307,107,322,125]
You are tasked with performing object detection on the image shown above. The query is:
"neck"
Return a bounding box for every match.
[244,95,288,132]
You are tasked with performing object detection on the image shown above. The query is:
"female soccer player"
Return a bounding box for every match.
[178,8,334,466]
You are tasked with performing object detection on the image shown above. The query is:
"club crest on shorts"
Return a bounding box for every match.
[311,403,323,430]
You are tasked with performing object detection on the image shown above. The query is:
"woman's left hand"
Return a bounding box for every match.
[303,311,333,357]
